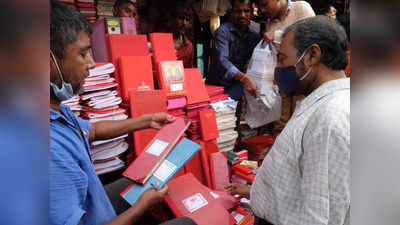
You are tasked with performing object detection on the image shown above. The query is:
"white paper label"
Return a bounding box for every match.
[210,191,220,199]
[170,83,183,92]
[182,193,208,213]
[153,160,177,182]
[231,211,245,223]
[146,139,169,156]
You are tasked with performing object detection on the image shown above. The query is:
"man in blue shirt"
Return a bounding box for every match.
[50,1,196,225]
[206,0,261,101]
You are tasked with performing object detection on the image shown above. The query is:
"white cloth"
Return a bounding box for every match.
[250,78,350,225]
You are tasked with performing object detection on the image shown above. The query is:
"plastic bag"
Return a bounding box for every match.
[245,40,281,129]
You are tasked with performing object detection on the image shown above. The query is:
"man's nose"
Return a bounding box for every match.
[87,54,96,70]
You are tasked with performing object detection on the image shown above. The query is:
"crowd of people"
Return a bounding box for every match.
[50,0,350,225]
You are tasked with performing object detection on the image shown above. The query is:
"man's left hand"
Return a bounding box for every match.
[149,112,175,129]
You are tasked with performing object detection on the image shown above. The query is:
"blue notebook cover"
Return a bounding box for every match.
[121,138,201,205]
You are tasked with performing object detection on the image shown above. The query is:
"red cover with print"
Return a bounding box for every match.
[199,109,219,141]
[164,173,236,225]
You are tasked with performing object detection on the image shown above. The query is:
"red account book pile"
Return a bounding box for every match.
[58,0,76,9]
[185,69,211,141]
[61,95,81,117]
[76,0,97,23]
[84,63,129,175]
[206,85,238,152]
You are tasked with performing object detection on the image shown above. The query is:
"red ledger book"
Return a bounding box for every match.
[123,117,190,184]
[164,173,236,225]
[199,109,219,141]
[119,55,154,102]
[185,68,210,106]
[129,89,167,156]
[149,32,177,64]
[209,152,230,191]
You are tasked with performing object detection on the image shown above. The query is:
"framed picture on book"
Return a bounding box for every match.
[158,60,187,97]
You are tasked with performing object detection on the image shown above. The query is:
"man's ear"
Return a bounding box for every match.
[305,43,321,67]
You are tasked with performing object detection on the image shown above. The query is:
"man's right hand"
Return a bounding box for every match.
[225,182,251,199]
[138,185,168,208]
[262,31,274,43]
[243,75,258,97]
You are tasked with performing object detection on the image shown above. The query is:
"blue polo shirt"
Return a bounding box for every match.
[50,104,116,225]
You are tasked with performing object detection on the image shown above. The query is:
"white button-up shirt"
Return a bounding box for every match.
[250,78,350,225]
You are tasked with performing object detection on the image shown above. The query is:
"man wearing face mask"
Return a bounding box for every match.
[50,1,197,225]
[226,16,350,225]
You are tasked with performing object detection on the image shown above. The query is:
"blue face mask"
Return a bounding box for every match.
[274,50,312,95]
[50,51,74,101]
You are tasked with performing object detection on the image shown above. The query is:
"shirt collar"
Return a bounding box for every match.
[50,104,75,127]
[294,78,350,117]
[229,22,253,37]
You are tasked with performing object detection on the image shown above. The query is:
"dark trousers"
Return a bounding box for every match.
[254,216,274,225]
[104,178,197,225]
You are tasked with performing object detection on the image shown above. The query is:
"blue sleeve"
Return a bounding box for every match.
[213,26,240,80]
[49,145,87,225]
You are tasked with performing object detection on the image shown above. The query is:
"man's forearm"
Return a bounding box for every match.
[103,200,149,225]
[90,114,152,142]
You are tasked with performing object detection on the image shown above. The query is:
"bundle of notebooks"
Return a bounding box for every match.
[61,95,81,116]
[184,68,211,140]
[58,0,76,9]
[209,98,238,152]
[241,134,274,161]
[163,173,237,225]
[91,134,129,175]
[76,0,96,23]
[206,85,229,103]
[82,63,130,174]
[167,97,187,117]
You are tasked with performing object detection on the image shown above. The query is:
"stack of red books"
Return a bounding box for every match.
[241,134,274,162]
[76,0,96,23]
[61,95,81,117]
[185,68,210,140]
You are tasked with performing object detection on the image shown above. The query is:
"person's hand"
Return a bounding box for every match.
[262,31,274,43]
[138,184,169,208]
[243,75,258,97]
[225,182,251,199]
[149,112,175,129]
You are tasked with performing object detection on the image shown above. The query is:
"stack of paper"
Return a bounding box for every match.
[61,95,81,116]
[91,134,129,175]
[76,0,97,23]
[208,91,238,152]
[83,63,130,174]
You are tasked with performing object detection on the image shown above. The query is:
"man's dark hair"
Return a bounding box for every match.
[283,16,348,70]
[231,0,251,8]
[50,0,92,59]
[113,0,136,10]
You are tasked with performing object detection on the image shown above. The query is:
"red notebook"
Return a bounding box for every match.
[197,141,212,188]
[119,55,154,102]
[157,60,187,98]
[149,32,177,63]
[164,173,236,225]
[209,152,230,191]
[107,34,148,95]
[199,109,219,141]
[204,140,219,155]
[206,85,225,97]
[123,117,190,184]
[185,68,210,105]
[129,89,167,156]
[184,152,206,185]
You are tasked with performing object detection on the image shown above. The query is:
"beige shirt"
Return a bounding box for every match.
[267,1,316,34]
